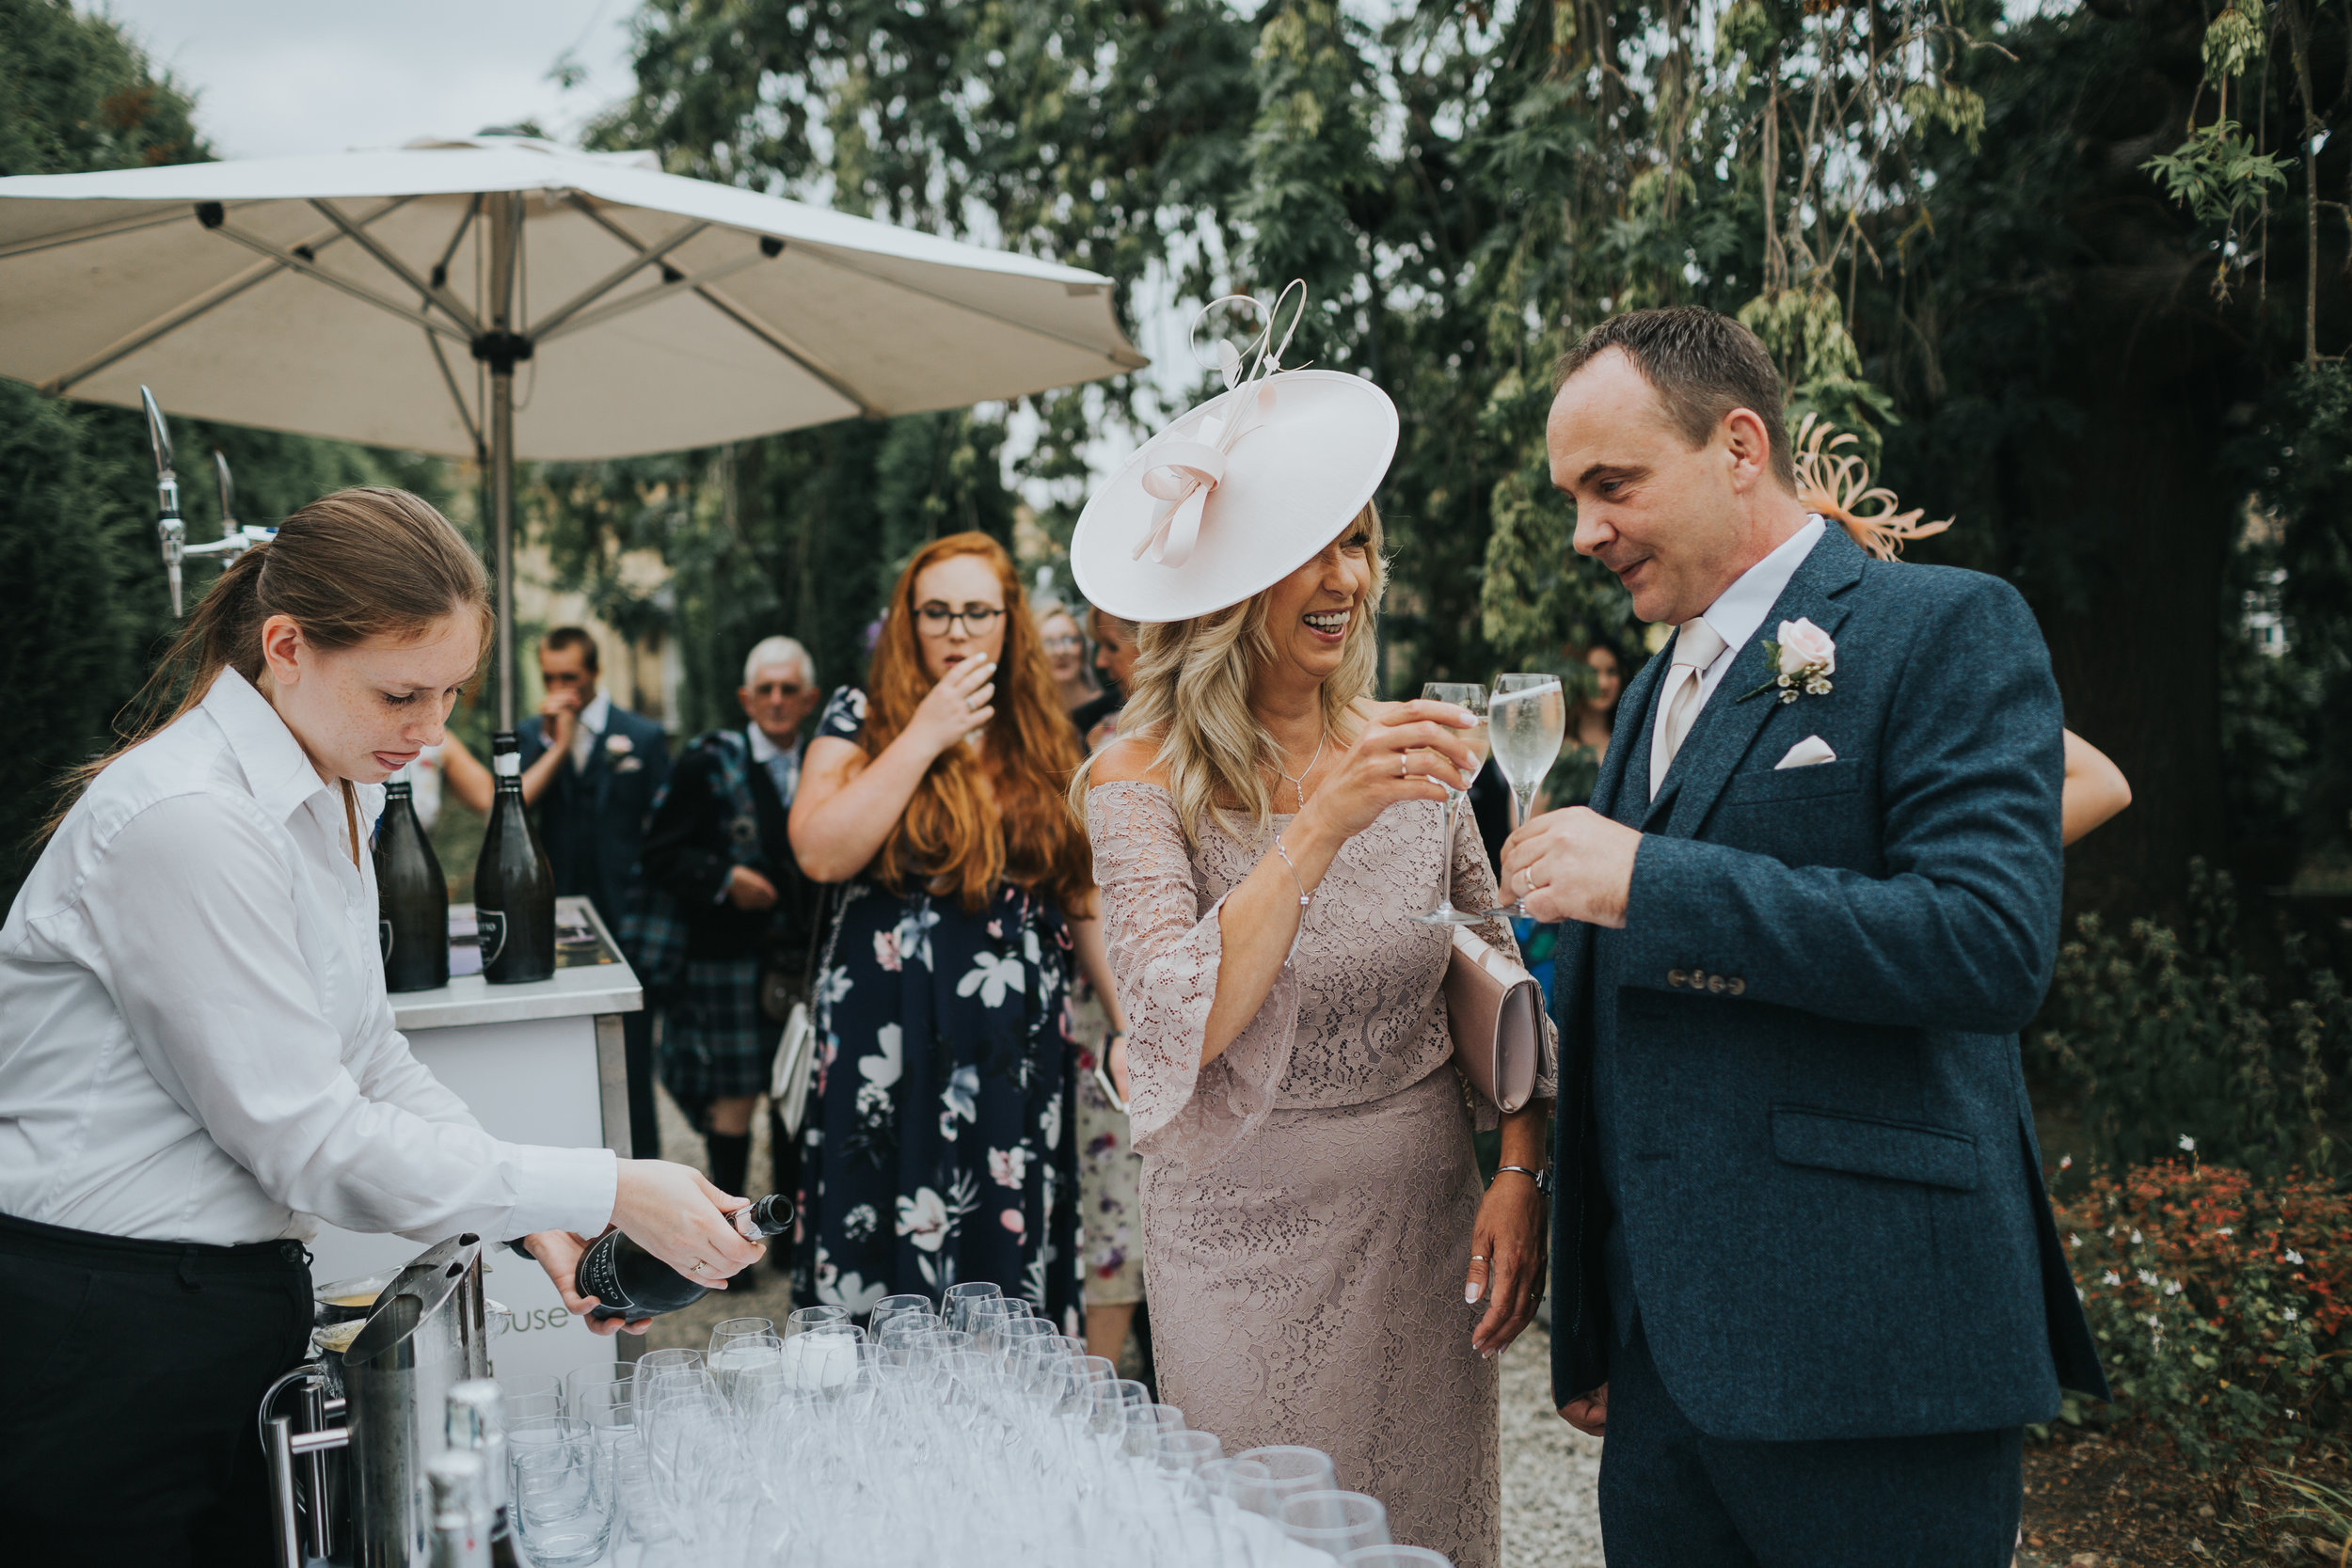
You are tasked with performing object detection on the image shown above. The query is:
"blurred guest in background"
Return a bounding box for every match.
[640,637,827,1208]
[789,533,1120,1319]
[1555,637,1625,808]
[1073,605,1137,751]
[516,626,671,1157]
[1036,599,1099,717]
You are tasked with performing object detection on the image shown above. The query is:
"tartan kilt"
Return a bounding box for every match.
[657,958,774,1103]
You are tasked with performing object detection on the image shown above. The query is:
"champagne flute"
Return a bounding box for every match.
[1483,672,1567,916]
[1411,682,1490,925]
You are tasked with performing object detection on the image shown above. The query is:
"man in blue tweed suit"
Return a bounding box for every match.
[1502,308,2106,1566]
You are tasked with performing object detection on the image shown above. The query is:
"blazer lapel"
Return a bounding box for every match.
[1658,527,1867,841]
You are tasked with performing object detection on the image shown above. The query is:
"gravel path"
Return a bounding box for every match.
[642,1085,1606,1564]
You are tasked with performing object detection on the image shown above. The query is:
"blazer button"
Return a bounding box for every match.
[1707,974,1725,994]
[1689,969,1708,989]
[1667,970,1687,989]
[1728,977,1747,997]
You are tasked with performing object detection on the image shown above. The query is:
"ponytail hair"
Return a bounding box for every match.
[44,486,490,836]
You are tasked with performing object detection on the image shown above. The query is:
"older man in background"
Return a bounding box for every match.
[640,637,828,1210]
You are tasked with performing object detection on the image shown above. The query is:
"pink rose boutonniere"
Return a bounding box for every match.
[1738,617,1836,705]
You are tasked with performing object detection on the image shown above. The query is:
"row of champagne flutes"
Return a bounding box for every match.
[490,1282,1451,1567]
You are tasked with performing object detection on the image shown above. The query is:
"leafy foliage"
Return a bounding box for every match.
[2057,1160,2352,1470]
[2030,863,2345,1180]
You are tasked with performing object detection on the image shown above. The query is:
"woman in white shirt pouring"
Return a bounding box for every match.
[0,488,760,1565]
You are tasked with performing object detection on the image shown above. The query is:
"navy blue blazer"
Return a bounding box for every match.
[1548,524,2106,1441]
[517,704,672,938]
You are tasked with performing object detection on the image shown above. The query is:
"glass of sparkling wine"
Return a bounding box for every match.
[1413,682,1490,925]
[1485,673,1566,917]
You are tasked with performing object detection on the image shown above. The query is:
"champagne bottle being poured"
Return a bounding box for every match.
[575,1195,796,1323]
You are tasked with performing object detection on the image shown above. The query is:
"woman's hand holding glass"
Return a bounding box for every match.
[1294,699,1478,845]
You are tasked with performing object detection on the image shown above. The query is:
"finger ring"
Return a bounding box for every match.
[1397,755,1408,779]
[1470,1254,1486,1262]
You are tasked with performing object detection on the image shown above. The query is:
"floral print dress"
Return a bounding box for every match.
[792,688,1080,1322]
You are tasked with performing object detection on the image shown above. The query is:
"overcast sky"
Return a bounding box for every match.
[101,0,638,160]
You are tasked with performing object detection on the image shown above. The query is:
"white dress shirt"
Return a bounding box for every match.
[1678,515,1825,711]
[568,689,612,772]
[746,723,803,807]
[0,669,617,1246]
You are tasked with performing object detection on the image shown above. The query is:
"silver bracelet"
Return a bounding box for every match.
[1271,834,1312,911]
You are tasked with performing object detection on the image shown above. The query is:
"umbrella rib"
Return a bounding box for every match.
[792,243,1148,371]
[533,247,773,345]
[37,198,409,395]
[560,194,879,417]
[427,328,484,458]
[308,198,482,337]
[0,203,209,261]
[207,212,470,345]
[530,218,710,339]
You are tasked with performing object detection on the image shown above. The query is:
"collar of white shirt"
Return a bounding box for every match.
[746,725,800,766]
[201,667,380,829]
[1690,515,1826,697]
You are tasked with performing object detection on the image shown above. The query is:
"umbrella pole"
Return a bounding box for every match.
[485,193,520,734]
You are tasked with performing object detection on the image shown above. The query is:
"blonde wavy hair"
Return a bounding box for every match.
[1073,503,1388,850]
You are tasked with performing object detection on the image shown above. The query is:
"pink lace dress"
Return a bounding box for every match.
[1088,783,1556,1568]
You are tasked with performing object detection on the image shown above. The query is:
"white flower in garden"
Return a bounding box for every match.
[859,1023,903,1090]
[2217,1227,2233,1237]
[2285,1307,2300,1323]
[897,1187,950,1251]
[2179,1133,2196,1152]
[2069,1234,2083,1249]
[2165,1279,2183,1296]
[2103,1270,2122,1287]
[2288,1249,2306,1265]
[2137,1268,2159,1288]
[2131,1229,2143,1245]
[2060,1154,2073,1170]
[956,950,1026,1007]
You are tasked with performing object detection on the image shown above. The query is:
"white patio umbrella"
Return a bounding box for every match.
[0,133,1145,726]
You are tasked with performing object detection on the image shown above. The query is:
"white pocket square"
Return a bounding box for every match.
[1775,736,1837,769]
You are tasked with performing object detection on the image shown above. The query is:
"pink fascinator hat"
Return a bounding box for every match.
[1070,283,1399,624]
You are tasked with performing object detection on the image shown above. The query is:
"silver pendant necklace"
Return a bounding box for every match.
[1274,727,1328,814]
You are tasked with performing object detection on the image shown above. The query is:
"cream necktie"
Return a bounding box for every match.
[1649,617,1728,800]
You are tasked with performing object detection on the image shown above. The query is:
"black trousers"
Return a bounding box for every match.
[1599,1322,2024,1568]
[0,1210,313,1566]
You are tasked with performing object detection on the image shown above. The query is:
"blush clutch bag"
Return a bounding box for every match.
[1443,925,1543,1114]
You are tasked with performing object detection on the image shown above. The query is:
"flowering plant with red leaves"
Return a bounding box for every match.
[2055,1157,2352,1468]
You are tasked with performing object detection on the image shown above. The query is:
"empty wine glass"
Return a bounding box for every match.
[1155,1429,1224,1473]
[868,1293,935,1338]
[1411,683,1490,925]
[1344,1547,1452,1567]
[1200,1457,1278,1517]
[943,1280,1004,1331]
[509,1428,615,1567]
[1280,1490,1393,1558]
[564,1364,632,1418]
[1483,672,1567,916]
[707,1315,774,1351]
[1237,1445,1340,1513]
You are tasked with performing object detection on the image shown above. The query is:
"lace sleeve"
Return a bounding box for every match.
[1449,808,1559,1120]
[1086,782,1298,1172]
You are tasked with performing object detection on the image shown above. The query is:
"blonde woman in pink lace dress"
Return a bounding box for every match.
[1077,502,1556,1568]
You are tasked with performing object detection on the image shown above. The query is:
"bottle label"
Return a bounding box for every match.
[575,1235,632,1312]
[380,919,394,963]
[477,909,507,966]
[493,752,521,777]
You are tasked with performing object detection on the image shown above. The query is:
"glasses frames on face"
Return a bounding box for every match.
[751,681,807,698]
[1041,635,1085,654]
[914,602,1006,636]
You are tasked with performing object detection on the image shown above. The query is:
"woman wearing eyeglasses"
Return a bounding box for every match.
[787,533,1119,1317]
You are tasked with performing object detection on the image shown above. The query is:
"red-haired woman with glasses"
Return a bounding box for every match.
[788,532,1113,1318]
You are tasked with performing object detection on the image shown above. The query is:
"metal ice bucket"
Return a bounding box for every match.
[341,1233,495,1568]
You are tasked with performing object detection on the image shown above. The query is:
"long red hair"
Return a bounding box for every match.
[863,532,1091,913]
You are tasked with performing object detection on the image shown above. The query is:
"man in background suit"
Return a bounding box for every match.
[1502,308,2105,1566]
[516,626,671,1158]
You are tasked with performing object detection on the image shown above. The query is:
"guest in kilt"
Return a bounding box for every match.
[788,533,1120,1323]
[638,637,827,1205]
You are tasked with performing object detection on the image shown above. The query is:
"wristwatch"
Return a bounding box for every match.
[1493,1164,1553,1195]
